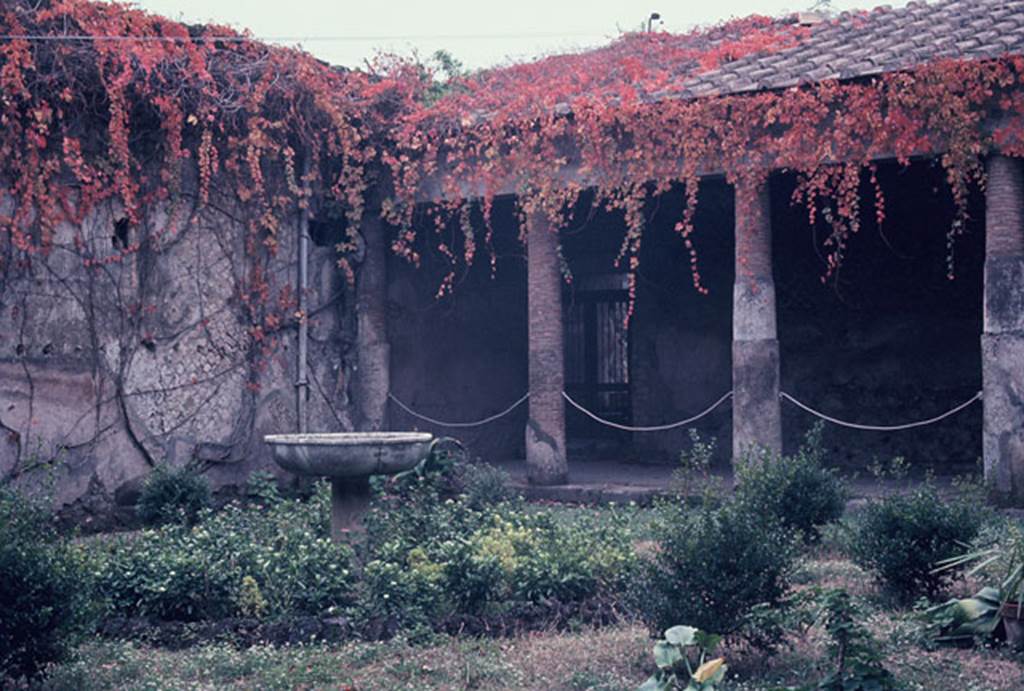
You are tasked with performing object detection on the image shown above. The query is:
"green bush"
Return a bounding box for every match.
[735,424,848,542]
[362,505,634,630]
[96,484,355,621]
[846,483,987,601]
[360,459,635,633]
[135,465,211,526]
[453,461,515,508]
[0,487,94,679]
[634,499,799,643]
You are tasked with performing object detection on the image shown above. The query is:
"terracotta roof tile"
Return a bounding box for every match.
[677,0,1024,98]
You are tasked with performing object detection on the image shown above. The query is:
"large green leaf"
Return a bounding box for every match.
[665,625,698,647]
[927,586,1002,643]
[653,641,684,670]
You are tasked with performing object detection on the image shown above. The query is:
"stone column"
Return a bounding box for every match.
[352,213,390,432]
[983,154,1024,506]
[732,176,783,462]
[526,210,568,484]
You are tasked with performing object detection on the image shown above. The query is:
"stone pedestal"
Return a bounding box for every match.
[732,177,783,462]
[525,210,568,485]
[353,214,390,432]
[983,155,1024,505]
[330,476,371,540]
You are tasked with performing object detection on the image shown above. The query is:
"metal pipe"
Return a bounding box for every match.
[296,155,310,433]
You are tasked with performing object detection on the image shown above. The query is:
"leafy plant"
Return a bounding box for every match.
[925,586,1003,645]
[246,470,283,505]
[360,454,635,634]
[453,461,516,508]
[639,625,727,691]
[97,484,354,621]
[934,521,1024,606]
[634,499,798,643]
[735,423,848,543]
[672,429,719,497]
[927,521,1024,647]
[236,575,268,619]
[0,487,95,679]
[815,589,895,690]
[846,483,987,601]
[135,465,211,527]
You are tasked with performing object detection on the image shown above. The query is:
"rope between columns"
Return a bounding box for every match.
[388,392,529,428]
[779,391,983,432]
[562,390,734,432]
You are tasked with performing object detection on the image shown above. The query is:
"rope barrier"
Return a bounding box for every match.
[390,387,982,434]
[779,390,983,432]
[388,392,529,428]
[562,390,733,432]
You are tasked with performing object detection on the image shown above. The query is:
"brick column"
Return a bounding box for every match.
[526,210,568,484]
[983,154,1024,506]
[352,213,390,432]
[732,176,783,462]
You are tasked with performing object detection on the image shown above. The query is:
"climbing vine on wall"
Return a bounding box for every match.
[381,13,1024,314]
[3,0,1024,331]
[0,0,424,372]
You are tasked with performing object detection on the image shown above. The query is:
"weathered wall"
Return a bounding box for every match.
[620,165,984,470]
[0,189,354,522]
[387,198,528,461]
[775,162,984,470]
[628,181,734,464]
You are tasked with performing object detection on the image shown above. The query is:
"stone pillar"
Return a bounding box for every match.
[525,210,568,484]
[983,154,1024,506]
[732,176,783,462]
[330,477,371,540]
[353,213,390,432]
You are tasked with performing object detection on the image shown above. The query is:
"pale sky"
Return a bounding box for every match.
[105,0,911,70]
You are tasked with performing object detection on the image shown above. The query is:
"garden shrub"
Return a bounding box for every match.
[735,424,848,543]
[135,464,211,526]
[815,588,895,690]
[453,461,515,508]
[97,483,355,621]
[0,487,94,679]
[846,483,987,601]
[359,458,635,633]
[362,502,635,631]
[634,499,799,643]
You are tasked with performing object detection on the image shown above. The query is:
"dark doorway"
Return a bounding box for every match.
[564,275,632,452]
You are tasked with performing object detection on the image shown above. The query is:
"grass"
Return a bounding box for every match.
[38,627,652,690]
[30,504,1024,690]
[36,580,1024,691]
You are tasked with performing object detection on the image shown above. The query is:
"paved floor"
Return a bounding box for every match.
[494,458,971,505]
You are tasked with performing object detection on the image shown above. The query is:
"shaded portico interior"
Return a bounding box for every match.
[382,156,1000,482]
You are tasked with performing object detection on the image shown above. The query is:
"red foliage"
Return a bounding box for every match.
[2,0,1024,329]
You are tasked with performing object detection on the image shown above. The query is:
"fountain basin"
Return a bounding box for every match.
[264,432,434,539]
[264,432,434,479]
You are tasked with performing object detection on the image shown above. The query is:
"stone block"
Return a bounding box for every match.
[982,332,1024,505]
[732,338,783,462]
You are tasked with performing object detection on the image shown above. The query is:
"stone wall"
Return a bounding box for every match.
[628,181,734,464]
[0,189,354,523]
[774,162,984,470]
[387,198,528,461]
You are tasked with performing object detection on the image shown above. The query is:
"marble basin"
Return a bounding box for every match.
[263,432,434,478]
[263,431,434,539]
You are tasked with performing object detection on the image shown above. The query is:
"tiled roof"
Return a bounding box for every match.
[680,0,1024,98]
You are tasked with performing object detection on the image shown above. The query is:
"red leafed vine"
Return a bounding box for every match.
[3,0,1024,337]
[0,0,422,393]
[382,16,1024,317]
